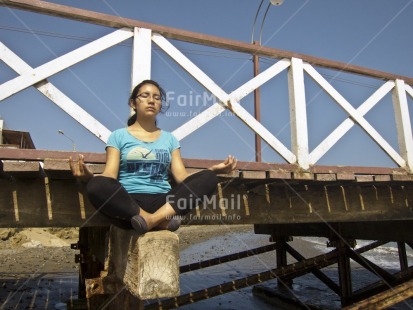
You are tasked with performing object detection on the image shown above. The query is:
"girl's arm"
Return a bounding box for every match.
[69,147,120,182]
[170,150,237,184]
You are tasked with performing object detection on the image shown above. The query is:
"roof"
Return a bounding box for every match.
[0,129,36,149]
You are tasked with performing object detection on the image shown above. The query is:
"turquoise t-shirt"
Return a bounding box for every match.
[106,128,180,194]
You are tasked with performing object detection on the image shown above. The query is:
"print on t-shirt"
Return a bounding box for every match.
[126,146,170,182]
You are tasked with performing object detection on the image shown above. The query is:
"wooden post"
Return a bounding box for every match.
[253,41,262,162]
[273,236,293,289]
[85,226,180,309]
[0,119,3,144]
[335,239,353,307]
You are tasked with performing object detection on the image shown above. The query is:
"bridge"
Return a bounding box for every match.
[1,1,413,309]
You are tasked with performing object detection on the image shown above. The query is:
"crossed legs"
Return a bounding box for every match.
[86,170,218,234]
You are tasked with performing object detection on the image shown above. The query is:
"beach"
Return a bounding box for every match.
[0,226,413,309]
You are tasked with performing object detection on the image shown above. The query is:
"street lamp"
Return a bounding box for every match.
[251,0,284,162]
[58,130,76,151]
[251,0,284,45]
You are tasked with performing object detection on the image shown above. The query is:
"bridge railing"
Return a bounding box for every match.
[1,0,413,172]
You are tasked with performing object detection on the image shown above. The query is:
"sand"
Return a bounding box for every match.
[1,226,413,310]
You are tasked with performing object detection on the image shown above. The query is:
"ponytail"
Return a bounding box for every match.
[127,113,137,126]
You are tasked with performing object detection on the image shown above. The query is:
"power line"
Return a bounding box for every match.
[0,24,249,59]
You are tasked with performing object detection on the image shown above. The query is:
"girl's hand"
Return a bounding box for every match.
[209,155,237,174]
[69,154,94,183]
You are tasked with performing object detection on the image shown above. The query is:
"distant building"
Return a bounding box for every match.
[0,120,35,149]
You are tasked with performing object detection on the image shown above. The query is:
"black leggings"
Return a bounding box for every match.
[86,170,218,228]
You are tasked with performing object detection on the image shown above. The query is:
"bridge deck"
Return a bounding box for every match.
[1,148,413,241]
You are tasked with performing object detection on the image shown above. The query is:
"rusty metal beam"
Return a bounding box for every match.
[343,278,413,310]
[146,240,389,309]
[180,243,277,273]
[348,250,395,283]
[1,0,413,85]
[349,266,413,306]
[146,249,340,309]
[284,241,340,294]
[2,174,413,228]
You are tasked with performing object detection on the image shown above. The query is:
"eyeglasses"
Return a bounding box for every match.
[136,92,162,102]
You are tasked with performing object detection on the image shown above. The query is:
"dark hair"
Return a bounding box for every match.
[127,79,169,126]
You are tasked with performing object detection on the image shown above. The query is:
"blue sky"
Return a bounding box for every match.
[1,0,413,167]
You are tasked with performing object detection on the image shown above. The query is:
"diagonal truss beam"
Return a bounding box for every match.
[0,42,111,142]
[153,34,295,163]
[0,28,133,101]
[406,84,413,99]
[304,64,406,168]
[309,81,395,165]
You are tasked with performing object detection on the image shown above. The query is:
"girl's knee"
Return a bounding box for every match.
[186,169,219,197]
[201,169,218,191]
[86,175,120,198]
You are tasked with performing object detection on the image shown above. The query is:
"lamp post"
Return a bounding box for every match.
[58,130,76,151]
[251,0,284,162]
[251,0,284,45]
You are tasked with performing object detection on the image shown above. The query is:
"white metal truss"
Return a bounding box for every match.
[309,81,396,165]
[0,41,112,142]
[1,26,413,172]
[304,64,406,168]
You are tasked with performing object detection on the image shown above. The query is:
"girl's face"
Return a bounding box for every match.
[130,83,162,117]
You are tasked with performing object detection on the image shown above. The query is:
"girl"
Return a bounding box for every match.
[70,80,237,234]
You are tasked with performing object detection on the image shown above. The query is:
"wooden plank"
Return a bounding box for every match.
[356,175,374,182]
[43,158,71,179]
[315,173,337,181]
[292,172,313,180]
[1,160,42,178]
[2,148,412,176]
[392,174,413,181]
[0,148,106,162]
[241,170,267,180]
[268,170,292,179]
[2,0,413,85]
[374,175,392,182]
[337,173,355,181]
[43,158,104,178]
[310,165,404,175]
